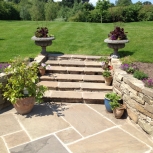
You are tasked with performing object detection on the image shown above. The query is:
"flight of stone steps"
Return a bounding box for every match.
[38,54,113,104]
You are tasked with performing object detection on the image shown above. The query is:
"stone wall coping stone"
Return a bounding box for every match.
[142,87,153,98]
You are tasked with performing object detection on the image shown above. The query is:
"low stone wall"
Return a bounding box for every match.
[0,55,46,111]
[111,58,153,137]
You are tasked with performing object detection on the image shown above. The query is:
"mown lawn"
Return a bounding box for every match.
[0,21,153,62]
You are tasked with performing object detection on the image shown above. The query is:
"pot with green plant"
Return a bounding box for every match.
[31,27,55,55]
[102,70,113,85]
[104,26,129,58]
[0,57,47,115]
[110,100,126,119]
[104,92,121,113]
[99,56,111,70]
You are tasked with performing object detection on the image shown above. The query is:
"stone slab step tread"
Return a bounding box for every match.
[38,81,112,91]
[40,74,105,82]
[46,60,102,67]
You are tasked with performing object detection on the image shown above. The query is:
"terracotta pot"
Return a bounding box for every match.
[113,104,126,119]
[39,68,46,75]
[13,97,35,115]
[104,76,113,86]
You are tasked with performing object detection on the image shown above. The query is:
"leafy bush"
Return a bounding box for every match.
[102,70,112,77]
[133,70,148,80]
[120,63,138,74]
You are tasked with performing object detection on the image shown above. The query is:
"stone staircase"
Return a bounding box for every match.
[38,54,112,104]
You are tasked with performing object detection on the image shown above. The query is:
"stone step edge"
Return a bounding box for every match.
[43,90,107,104]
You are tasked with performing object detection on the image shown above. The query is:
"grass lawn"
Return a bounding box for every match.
[0,21,153,62]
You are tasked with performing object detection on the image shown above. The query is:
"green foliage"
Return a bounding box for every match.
[105,92,121,110]
[102,70,111,77]
[0,57,47,104]
[116,0,132,6]
[133,70,148,80]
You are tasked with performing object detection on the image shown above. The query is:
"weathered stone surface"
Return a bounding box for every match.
[10,135,69,153]
[127,108,138,123]
[120,82,130,95]
[142,87,153,98]
[0,138,8,153]
[83,75,104,82]
[130,92,145,105]
[56,128,82,144]
[138,119,153,135]
[63,104,114,137]
[45,60,59,65]
[136,103,153,119]
[68,128,150,153]
[60,60,85,66]
[84,61,101,67]
[113,87,122,96]
[16,104,70,139]
[4,131,30,148]
[38,81,58,90]
[128,80,144,92]
[145,103,153,114]
[129,87,138,96]
[144,95,153,105]
[123,94,131,102]
[34,55,46,63]
[0,114,21,136]
[82,92,105,101]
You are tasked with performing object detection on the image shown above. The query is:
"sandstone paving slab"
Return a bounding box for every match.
[68,128,151,153]
[48,66,67,73]
[67,67,84,73]
[45,60,60,65]
[86,55,101,60]
[89,104,128,125]
[56,128,82,144]
[84,67,103,73]
[38,81,58,89]
[10,135,69,153]
[4,131,30,148]
[121,122,153,147]
[83,92,105,100]
[0,137,8,153]
[58,82,80,90]
[60,60,85,66]
[84,61,101,67]
[15,104,70,139]
[62,104,115,137]
[83,75,104,82]
[71,55,87,59]
[0,114,21,136]
[81,82,112,90]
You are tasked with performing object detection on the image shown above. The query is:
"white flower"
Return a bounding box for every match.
[46,65,51,70]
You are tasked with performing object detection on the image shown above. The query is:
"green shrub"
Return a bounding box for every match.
[133,70,148,80]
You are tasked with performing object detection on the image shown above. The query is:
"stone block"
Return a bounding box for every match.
[126,98,137,109]
[135,103,153,119]
[130,92,145,105]
[142,87,153,98]
[113,87,122,96]
[127,109,138,123]
[145,103,153,114]
[143,95,153,105]
[138,119,153,135]
[123,94,131,102]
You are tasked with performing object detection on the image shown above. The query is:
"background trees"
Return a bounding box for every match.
[0,0,153,23]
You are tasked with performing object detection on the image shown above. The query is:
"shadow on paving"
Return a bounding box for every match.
[24,102,69,118]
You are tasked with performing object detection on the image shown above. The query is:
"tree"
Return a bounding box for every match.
[115,0,132,6]
[143,1,152,5]
[96,0,110,23]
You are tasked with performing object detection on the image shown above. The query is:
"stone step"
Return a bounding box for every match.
[46,66,103,75]
[46,60,102,67]
[48,54,103,61]
[43,90,107,104]
[38,81,112,91]
[40,74,105,83]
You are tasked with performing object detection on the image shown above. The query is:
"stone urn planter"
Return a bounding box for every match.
[31,36,55,55]
[104,38,129,58]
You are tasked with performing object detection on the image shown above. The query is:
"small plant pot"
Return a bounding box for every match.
[39,68,46,75]
[104,97,113,113]
[113,104,126,119]
[104,76,113,86]
[13,97,35,115]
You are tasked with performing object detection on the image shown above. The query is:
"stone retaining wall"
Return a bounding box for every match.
[111,58,153,137]
[0,55,46,110]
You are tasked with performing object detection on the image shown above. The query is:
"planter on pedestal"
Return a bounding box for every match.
[31,36,55,55]
[104,39,129,58]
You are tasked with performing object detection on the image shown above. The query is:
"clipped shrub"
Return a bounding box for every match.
[133,70,148,80]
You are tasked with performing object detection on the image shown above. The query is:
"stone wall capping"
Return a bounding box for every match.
[142,87,153,98]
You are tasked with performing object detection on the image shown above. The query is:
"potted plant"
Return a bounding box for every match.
[102,70,113,85]
[0,57,47,115]
[104,92,121,113]
[99,56,110,70]
[104,26,129,58]
[39,63,51,76]
[110,100,126,119]
[31,27,55,55]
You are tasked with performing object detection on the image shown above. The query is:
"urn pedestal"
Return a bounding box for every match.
[104,39,129,58]
[31,36,55,55]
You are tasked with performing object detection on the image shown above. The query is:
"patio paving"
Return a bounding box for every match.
[0,102,153,153]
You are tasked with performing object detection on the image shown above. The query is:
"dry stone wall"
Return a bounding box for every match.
[111,58,153,137]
